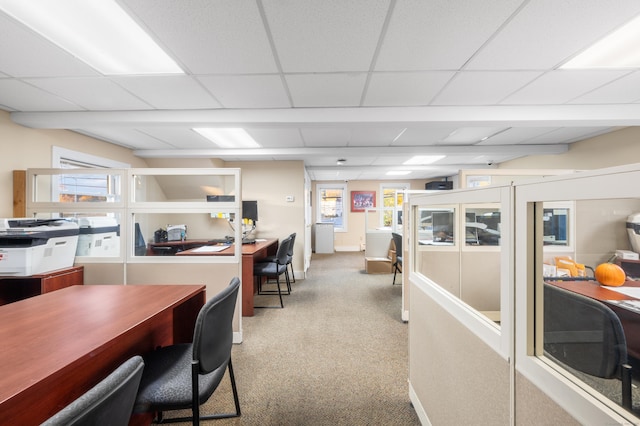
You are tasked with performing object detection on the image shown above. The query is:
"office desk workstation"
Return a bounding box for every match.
[0,284,205,425]
[177,238,279,316]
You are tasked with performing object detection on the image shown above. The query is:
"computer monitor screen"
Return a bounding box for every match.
[243,200,258,222]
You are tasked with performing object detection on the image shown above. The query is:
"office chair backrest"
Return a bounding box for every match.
[543,283,627,378]
[275,236,292,266]
[193,277,240,374]
[392,232,402,255]
[287,233,296,257]
[42,355,144,426]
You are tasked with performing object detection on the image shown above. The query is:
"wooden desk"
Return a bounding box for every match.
[0,284,205,425]
[146,239,210,255]
[549,280,640,359]
[0,266,84,305]
[178,238,278,317]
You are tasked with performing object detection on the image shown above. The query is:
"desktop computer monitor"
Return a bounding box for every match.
[242,200,258,222]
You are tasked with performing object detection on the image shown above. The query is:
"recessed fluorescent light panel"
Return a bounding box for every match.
[386,171,411,176]
[403,155,445,165]
[0,0,183,75]
[562,15,640,68]
[193,128,261,148]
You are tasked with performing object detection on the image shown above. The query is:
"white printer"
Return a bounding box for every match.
[0,218,79,276]
[75,217,120,257]
[627,213,640,254]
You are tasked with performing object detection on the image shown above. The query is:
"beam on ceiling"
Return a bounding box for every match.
[10,104,640,128]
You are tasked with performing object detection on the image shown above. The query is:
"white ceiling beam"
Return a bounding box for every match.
[10,104,640,128]
[132,144,567,158]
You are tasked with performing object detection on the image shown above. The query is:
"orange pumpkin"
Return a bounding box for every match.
[594,263,626,287]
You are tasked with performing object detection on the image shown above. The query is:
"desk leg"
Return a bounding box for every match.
[242,255,255,317]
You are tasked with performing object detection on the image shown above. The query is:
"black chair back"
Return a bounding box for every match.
[275,236,292,266]
[42,355,144,426]
[392,232,402,258]
[193,277,240,374]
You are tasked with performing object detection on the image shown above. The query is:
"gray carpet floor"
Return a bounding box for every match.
[164,251,420,425]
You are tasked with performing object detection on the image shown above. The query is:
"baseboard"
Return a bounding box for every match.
[233,330,242,344]
[409,380,430,425]
[402,309,409,322]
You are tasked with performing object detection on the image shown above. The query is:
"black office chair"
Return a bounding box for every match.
[254,236,292,308]
[42,355,144,426]
[544,283,633,410]
[134,277,241,424]
[262,232,297,284]
[392,232,403,285]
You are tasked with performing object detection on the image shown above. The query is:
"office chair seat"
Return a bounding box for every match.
[134,344,228,412]
[42,355,144,426]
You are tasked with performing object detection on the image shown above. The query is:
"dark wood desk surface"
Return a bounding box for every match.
[177,238,278,316]
[0,284,205,425]
[549,279,640,359]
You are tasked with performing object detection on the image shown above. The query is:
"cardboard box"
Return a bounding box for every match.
[365,257,392,274]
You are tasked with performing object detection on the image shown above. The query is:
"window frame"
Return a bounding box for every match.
[316,183,347,232]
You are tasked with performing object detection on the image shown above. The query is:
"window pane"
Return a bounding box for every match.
[318,188,344,228]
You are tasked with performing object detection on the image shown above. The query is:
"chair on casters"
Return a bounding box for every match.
[42,355,144,426]
[134,277,241,424]
[544,283,633,411]
[254,236,292,308]
[392,232,403,285]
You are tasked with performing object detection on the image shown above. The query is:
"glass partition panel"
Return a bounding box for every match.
[132,173,237,203]
[416,207,455,245]
[131,212,235,257]
[31,169,123,204]
[465,206,501,246]
[540,197,640,416]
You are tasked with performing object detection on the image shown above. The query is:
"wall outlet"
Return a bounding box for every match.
[286,195,295,202]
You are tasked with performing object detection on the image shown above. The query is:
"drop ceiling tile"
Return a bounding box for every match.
[122,0,277,74]
[286,73,367,107]
[0,79,82,111]
[25,77,152,110]
[111,76,221,109]
[0,14,99,78]
[197,75,290,108]
[245,128,305,148]
[569,71,640,104]
[433,71,542,105]
[376,0,522,70]
[501,70,629,105]
[263,0,390,72]
[467,0,640,70]
[301,128,352,147]
[364,71,455,106]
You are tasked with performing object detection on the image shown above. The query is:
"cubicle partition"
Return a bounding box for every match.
[409,163,640,425]
[25,168,245,342]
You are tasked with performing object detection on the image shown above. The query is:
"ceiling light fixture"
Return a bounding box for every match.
[403,155,445,165]
[562,15,640,68]
[0,0,183,75]
[193,128,260,148]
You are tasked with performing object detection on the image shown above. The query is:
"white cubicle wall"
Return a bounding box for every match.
[26,168,245,342]
[409,163,640,425]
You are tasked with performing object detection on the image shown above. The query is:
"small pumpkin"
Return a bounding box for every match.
[594,263,626,287]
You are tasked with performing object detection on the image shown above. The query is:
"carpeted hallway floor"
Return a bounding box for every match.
[166,251,420,425]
